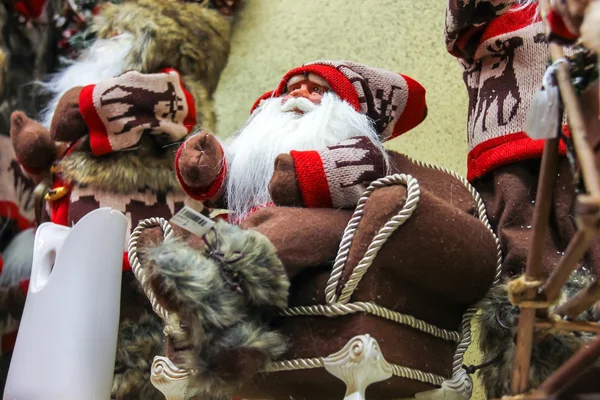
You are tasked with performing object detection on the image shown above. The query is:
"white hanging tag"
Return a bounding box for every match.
[525,59,567,140]
[170,205,215,236]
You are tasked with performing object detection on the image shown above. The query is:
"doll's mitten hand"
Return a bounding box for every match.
[50,87,87,143]
[177,132,224,190]
[268,154,304,207]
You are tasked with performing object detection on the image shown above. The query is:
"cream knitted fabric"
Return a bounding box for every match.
[445,1,571,180]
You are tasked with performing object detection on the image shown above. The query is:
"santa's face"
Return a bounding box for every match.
[224,80,387,222]
[281,73,331,108]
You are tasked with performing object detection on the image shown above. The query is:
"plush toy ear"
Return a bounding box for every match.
[49,87,88,143]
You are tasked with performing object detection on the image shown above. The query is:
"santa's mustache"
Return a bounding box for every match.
[280,96,317,114]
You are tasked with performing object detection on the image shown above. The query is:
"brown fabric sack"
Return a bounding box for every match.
[230,152,500,399]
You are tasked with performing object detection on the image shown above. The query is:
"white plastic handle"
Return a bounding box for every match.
[29,222,71,293]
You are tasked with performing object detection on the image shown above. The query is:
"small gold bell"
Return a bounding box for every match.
[44,186,69,202]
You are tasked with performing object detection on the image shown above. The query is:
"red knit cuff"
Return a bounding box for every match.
[79,84,111,156]
[289,150,332,208]
[467,131,568,181]
[174,140,227,201]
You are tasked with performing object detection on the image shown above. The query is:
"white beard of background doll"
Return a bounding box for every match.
[39,33,134,127]
[225,91,389,221]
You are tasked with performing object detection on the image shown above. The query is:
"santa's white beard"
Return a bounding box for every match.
[38,33,134,128]
[225,92,388,222]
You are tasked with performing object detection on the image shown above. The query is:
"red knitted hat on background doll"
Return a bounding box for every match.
[251,60,428,141]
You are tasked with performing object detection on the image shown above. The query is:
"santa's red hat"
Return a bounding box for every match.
[251,60,428,141]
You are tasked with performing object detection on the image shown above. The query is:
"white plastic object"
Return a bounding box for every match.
[4,207,128,400]
[324,334,392,400]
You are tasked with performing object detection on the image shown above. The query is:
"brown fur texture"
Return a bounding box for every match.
[477,269,600,397]
[90,0,232,131]
[112,312,164,400]
[144,220,289,399]
[0,0,62,135]
[56,136,183,194]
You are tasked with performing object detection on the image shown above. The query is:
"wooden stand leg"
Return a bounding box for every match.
[512,138,560,395]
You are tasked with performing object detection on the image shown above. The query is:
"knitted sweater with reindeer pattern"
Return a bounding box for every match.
[445,1,570,182]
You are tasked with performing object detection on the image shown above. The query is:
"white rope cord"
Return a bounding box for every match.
[281,302,460,343]
[337,175,420,304]
[390,364,446,387]
[265,357,325,372]
[264,357,446,386]
[408,158,504,378]
[451,306,477,376]
[325,174,420,304]
[128,217,176,323]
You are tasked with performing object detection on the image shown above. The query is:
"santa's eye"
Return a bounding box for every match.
[312,86,321,93]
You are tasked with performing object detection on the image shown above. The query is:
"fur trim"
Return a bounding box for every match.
[57,137,183,194]
[112,312,165,400]
[144,220,289,398]
[477,269,600,398]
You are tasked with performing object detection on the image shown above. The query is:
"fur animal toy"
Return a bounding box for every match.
[141,220,290,399]
[135,61,501,399]
[5,0,233,397]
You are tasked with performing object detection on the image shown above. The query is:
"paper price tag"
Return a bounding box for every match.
[170,206,215,236]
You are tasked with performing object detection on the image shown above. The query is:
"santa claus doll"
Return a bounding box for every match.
[137,60,501,399]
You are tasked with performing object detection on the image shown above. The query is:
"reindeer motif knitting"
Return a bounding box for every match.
[475,37,524,133]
